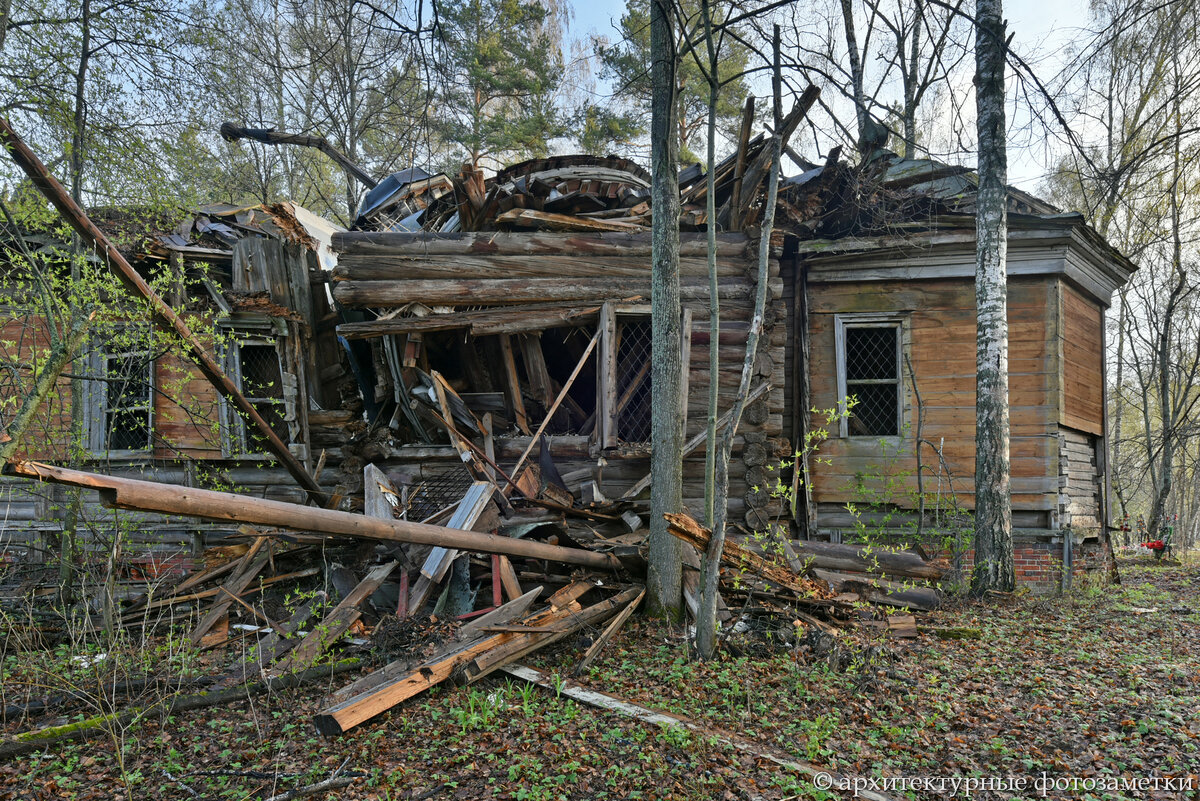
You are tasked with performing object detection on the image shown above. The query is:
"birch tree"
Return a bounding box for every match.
[970,0,1014,595]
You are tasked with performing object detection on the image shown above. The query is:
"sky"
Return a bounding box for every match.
[566,0,1092,193]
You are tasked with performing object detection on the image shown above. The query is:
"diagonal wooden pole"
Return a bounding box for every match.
[0,117,326,505]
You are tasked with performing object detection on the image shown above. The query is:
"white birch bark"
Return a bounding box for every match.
[970,0,1014,595]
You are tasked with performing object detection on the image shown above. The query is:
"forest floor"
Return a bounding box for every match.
[1,557,1198,801]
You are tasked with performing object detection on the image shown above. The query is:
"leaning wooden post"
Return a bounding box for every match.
[0,118,327,506]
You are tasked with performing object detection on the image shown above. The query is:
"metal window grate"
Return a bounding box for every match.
[844,326,898,436]
[238,342,288,452]
[405,468,475,521]
[104,349,153,452]
[615,317,653,443]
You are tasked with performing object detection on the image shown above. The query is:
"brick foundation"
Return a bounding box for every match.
[942,538,1107,594]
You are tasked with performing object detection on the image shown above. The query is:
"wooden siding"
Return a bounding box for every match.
[806,275,1059,512]
[1060,283,1104,436]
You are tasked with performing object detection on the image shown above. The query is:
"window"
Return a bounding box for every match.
[221,334,293,456]
[84,329,154,456]
[835,315,903,437]
[614,315,653,443]
[596,305,683,449]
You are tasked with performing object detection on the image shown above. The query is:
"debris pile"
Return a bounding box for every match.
[3,454,946,743]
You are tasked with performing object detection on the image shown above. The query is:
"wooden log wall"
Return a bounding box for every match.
[332,231,791,530]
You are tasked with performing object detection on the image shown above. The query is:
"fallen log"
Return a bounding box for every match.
[789,540,946,581]
[664,512,828,600]
[8,461,620,571]
[0,659,362,760]
[811,568,943,612]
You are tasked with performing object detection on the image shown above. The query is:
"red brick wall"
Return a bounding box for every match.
[944,539,1107,594]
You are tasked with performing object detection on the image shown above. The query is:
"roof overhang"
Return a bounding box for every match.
[793,214,1136,308]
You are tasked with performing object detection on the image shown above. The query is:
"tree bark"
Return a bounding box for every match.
[697,26,788,658]
[840,0,867,137]
[646,0,683,619]
[970,0,1014,596]
[702,0,720,526]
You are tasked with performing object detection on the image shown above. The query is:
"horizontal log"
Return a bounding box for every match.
[789,539,946,580]
[331,231,751,259]
[332,278,779,307]
[333,254,746,281]
[9,461,620,571]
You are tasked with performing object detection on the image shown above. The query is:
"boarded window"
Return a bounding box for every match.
[836,318,902,437]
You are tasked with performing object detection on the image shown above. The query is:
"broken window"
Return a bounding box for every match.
[614,315,653,443]
[220,333,293,456]
[836,315,903,437]
[84,328,155,455]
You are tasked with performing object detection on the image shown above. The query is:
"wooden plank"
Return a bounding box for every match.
[498,335,531,435]
[597,302,618,449]
[517,332,556,411]
[331,277,766,307]
[268,561,398,676]
[333,253,744,281]
[407,482,495,616]
[459,586,643,683]
[497,556,523,601]
[330,231,751,259]
[314,592,581,735]
[189,538,270,644]
[575,589,644,674]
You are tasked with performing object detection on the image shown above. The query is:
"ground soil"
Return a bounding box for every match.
[1,558,1197,800]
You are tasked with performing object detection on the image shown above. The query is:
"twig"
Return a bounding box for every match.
[163,770,202,799]
[262,776,358,801]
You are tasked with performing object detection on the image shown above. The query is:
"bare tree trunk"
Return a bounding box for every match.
[702,0,720,527]
[646,0,683,619]
[970,0,1014,596]
[63,0,92,608]
[697,26,786,658]
[839,0,867,136]
[1111,287,1128,518]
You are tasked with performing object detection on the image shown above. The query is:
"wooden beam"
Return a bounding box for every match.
[11,461,622,571]
[498,335,531,434]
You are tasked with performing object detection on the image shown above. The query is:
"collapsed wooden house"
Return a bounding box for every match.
[0,107,1133,597]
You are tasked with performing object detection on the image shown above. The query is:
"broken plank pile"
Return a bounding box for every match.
[356,155,653,235]
[4,458,649,735]
[664,512,945,639]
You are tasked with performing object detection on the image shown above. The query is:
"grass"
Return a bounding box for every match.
[1,558,1198,800]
